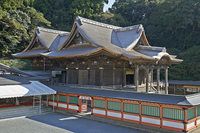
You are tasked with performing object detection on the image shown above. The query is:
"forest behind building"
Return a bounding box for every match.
[0,0,200,80]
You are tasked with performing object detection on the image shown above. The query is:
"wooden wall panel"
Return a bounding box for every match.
[103,69,113,85]
[90,70,95,85]
[78,70,88,85]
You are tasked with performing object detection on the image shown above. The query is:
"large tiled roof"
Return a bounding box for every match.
[13,16,182,63]
[76,17,144,50]
[42,44,101,58]
[12,48,48,58]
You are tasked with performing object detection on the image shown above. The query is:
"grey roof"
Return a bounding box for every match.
[77,19,151,58]
[42,44,101,58]
[13,16,182,63]
[36,27,70,51]
[0,63,35,77]
[0,63,51,85]
[12,48,48,57]
[0,75,31,85]
[48,16,181,63]
[0,81,56,99]
[169,80,200,86]
[13,27,70,57]
[49,34,69,51]
[50,85,200,106]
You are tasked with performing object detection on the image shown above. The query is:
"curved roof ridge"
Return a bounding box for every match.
[136,45,166,52]
[37,26,69,35]
[76,16,121,29]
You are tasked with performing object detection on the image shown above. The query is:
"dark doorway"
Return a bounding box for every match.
[126,74,134,84]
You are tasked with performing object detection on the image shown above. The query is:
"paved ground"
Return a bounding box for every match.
[0,113,141,133]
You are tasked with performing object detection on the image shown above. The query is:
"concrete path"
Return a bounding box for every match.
[0,113,141,133]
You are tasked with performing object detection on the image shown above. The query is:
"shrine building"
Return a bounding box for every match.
[13,16,182,94]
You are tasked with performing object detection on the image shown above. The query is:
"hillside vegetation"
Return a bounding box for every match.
[0,0,199,80]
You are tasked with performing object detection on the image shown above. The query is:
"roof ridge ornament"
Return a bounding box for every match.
[137,24,143,33]
[136,45,166,52]
[114,25,141,32]
[37,26,69,35]
[76,16,121,29]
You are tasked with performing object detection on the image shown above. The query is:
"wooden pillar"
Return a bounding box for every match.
[150,69,153,91]
[195,107,197,127]
[66,69,68,84]
[105,98,108,117]
[76,68,79,84]
[146,67,149,93]
[78,96,82,112]
[88,69,90,85]
[157,67,160,93]
[160,105,163,128]
[165,67,168,94]
[183,108,188,132]
[52,95,55,112]
[100,69,103,86]
[122,62,126,87]
[134,65,139,91]
[113,63,115,86]
[139,102,142,124]
[121,100,124,120]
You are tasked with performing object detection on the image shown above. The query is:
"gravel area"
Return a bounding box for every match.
[0,113,141,133]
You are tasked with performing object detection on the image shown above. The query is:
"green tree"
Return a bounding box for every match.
[0,10,24,56]
[0,0,50,57]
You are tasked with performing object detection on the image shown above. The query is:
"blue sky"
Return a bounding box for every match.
[103,0,115,12]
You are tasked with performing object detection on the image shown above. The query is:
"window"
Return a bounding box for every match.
[142,105,160,117]
[187,108,195,120]
[108,101,121,111]
[124,103,139,114]
[163,108,183,120]
[93,99,105,109]
[69,96,78,104]
[58,95,67,103]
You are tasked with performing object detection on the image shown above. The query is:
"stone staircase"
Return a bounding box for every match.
[0,105,53,119]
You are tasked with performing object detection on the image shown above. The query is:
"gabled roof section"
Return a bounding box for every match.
[57,16,149,51]
[36,27,69,51]
[13,27,70,58]
[76,16,148,50]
